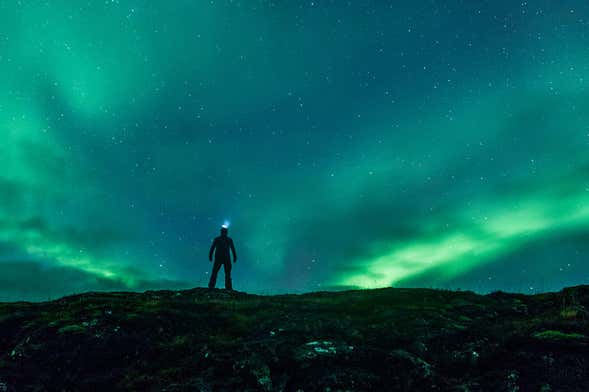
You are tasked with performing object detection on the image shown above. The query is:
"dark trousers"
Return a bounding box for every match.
[208,259,232,290]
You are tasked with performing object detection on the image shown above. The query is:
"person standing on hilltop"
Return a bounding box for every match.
[208,225,237,290]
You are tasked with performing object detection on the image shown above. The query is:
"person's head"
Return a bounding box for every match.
[220,226,228,236]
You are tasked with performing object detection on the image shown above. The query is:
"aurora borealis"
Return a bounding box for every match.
[1,1,589,300]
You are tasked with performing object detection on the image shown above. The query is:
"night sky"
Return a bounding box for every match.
[2,1,589,301]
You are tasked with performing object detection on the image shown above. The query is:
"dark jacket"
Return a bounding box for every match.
[209,235,237,262]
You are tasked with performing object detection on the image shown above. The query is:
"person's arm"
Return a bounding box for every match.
[230,239,237,263]
[209,238,216,262]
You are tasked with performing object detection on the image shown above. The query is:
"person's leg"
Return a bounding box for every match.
[223,260,233,290]
[208,260,222,289]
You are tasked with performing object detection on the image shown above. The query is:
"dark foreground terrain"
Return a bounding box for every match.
[1,285,588,391]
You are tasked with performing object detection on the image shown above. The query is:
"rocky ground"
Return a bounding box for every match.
[0,285,588,391]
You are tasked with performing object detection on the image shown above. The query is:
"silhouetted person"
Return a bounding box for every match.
[208,226,237,290]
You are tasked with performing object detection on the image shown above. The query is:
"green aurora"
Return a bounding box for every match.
[1,1,589,300]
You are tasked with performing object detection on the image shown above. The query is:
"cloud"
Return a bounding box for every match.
[396,231,589,293]
[13,216,128,252]
[270,85,589,291]
[0,260,192,302]
[328,169,589,289]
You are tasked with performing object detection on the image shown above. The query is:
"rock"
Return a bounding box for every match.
[511,303,528,314]
[448,348,480,369]
[505,370,519,392]
[532,330,587,341]
[58,324,86,334]
[251,363,272,391]
[233,354,272,391]
[409,341,428,356]
[294,340,354,361]
[386,349,434,389]
[389,349,432,377]
[2,284,589,390]
[449,381,481,392]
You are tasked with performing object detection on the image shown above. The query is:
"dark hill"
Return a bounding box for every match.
[1,285,588,391]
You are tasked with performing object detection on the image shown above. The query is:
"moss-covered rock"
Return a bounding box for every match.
[532,330,587,341]
[0,285,588,390]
